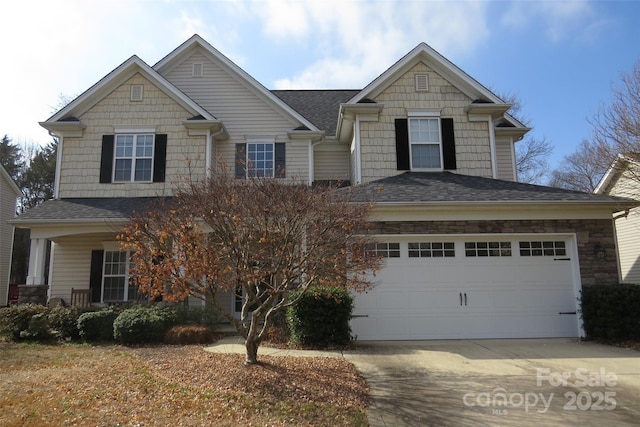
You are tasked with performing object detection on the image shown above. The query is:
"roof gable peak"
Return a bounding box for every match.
[154,34,318,132]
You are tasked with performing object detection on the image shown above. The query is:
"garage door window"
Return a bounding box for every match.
[366,243,401,258]
[465,241,511,257]
[408,242,455,258]
[519,241,566,257]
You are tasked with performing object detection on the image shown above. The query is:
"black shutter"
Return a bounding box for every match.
[89,250,104,303]
[153,134,167,182]
[275,143,286,178]
[99,135,114,183]
[235,143,246,179]
[441,118,457,170]
[394,119,410,170]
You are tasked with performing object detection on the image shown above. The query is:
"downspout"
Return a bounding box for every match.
[51,132,62,199]
[354,115,362,184]
[205,130,211,178]
[308,140,323,186]
[207,128,226,178]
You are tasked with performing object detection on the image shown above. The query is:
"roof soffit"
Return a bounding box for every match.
[153,34,319,133]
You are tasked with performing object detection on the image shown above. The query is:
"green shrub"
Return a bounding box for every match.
[48,306,92,340]
[164,325,215,345]
[20,312,53,341]
[0,304,48,340]
[113,306,172,344]
[77,309,118,342]
[287,287,354,347]
[581,283,640,340]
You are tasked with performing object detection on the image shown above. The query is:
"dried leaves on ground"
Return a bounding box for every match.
[0,343,368,426]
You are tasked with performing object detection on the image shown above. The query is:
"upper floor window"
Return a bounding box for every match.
[410,117,442,170]
[235,141,286,179]
[114,134,154,182]
[100,133,166,184]
[247,143,274,178]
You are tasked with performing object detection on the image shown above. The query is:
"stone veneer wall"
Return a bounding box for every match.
[18,285,48,305]
[366,219,618,286]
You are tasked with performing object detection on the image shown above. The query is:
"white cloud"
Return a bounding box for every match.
[255,0,492,89]
[500,0,604,43]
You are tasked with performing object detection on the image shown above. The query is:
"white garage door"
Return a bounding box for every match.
[351,235,580,340]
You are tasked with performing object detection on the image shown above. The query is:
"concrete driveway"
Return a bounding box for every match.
[343,339,640,427]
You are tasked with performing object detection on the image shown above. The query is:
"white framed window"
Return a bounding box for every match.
[408,242,455,258]
[465,241,512,257]
[247,142,274,178]
[409,117,442,170]
[519,241,566,257]
[114,134,154,182]
[366,242,401,258]
[102,251,137,302]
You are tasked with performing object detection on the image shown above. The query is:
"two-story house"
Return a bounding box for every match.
[13,35,634,340]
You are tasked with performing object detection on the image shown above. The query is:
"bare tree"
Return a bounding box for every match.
[548,139,608,192]
[515,136,553,184]
[119,171,382,364]
[499,92,553,184]
[590,60,640,184]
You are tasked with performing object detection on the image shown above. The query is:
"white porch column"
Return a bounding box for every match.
[26,238,47,285]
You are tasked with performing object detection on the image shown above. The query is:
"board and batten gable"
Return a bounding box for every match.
[356,62,497,183]
[58,73,206,198]
[160,48,311,182]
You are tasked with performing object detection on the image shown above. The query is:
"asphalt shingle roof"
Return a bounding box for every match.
[13,173,636,224]
[13,197,166,222]
[272,90,360,136]
[348,172,636,205]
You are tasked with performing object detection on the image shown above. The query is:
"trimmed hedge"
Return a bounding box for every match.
[287,287,354,347]
[581,283,640,341]
[113,306,173,344]
[77,310,119,342]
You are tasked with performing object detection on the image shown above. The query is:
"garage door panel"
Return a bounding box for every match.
[352,236,580,340]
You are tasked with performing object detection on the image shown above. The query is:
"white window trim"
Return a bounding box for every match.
[408,116,444,172]
[101,250,135,303]
[113,133,156,183]
[245,137,276,178]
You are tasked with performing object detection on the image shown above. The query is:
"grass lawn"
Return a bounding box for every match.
[0,342,369,426]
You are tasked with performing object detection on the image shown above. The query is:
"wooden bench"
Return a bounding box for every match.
[70,288,91,307]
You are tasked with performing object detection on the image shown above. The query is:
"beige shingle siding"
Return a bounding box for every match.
[359,62,494,183]
[314,140,350,182]
[163,49,309,177]
[0,179,17,305]
[58,73,206,198]
[495,138,516,181]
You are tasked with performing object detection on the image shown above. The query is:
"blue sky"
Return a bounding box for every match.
[1,0,638,173]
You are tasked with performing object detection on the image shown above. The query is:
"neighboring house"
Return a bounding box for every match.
[1,165,20,306]
[595,154,640,284]
[12,35,636,340]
